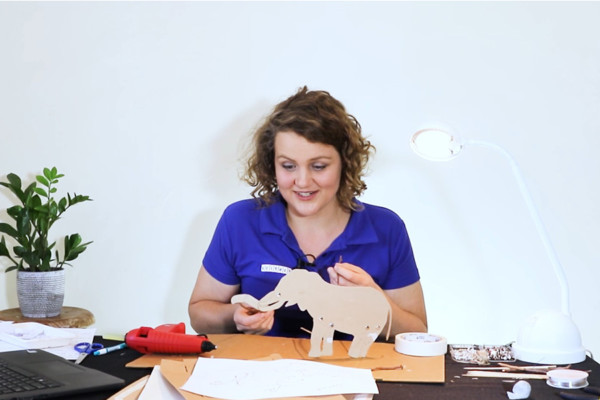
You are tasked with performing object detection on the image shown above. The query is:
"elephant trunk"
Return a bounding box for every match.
[257,291,287,311]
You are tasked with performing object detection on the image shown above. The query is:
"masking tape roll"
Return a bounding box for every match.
[395,333,448,356]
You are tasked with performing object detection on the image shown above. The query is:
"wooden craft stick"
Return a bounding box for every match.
[464,364,555,373]
[463,371,548,380]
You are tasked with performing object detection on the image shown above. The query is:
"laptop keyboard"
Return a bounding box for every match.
[0,358,62,395]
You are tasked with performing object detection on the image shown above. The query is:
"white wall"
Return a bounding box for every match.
[1,2,598,358]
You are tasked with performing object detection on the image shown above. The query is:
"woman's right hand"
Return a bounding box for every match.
[233,305,274,335]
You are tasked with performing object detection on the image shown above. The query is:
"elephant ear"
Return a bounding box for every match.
[293,271,325,311]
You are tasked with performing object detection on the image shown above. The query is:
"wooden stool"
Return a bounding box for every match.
[0,306,95,328]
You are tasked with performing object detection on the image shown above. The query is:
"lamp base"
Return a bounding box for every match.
[512,309,586,364]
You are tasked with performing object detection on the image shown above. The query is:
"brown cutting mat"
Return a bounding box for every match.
[126,333,444,383]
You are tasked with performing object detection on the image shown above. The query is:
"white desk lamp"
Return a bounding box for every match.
[410,124,586,364]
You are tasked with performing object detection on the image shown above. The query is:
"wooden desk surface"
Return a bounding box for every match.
[0,306,95,328]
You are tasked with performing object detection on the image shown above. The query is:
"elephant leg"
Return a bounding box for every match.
[348,331,379,358]
[309,322,335,357]
[320,326,335,356]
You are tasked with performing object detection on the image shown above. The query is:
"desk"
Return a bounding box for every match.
[0,306,95,328]
[64,336,600,400]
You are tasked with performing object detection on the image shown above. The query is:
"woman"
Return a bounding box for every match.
[188,86,427,339]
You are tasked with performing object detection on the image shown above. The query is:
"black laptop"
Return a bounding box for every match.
[0,348,124,399]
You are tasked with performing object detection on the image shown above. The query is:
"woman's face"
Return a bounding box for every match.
[274,130,343,219]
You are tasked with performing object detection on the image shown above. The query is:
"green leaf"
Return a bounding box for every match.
[65,242,92,261]
[16,211,30,236]
[27,190,41,207]
[68,233,82,248]
[44,167,63,182]
[21,249,41,269]
[58,197,67,213]
[40,250,51,270]
[33,205,48,215]
[6,173,22,189]
[5,266,18,272]
[13,246,27,257]
[48,202,58,218]
[43,167,54,180]
[37,217,48,233]
[63,234,91,262]
[68,194,92,206]
[1,175,27,204]
[0,237,10,257]
[23,181,36,193]
[6,206,22,220]
[65,247,84,261]
[34,187,48,197]
[0,223,19,237]
[36,175,50,188]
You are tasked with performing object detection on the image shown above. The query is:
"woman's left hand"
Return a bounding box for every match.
[327,262,379,289]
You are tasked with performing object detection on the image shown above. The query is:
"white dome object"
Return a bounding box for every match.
[512,309,586,364]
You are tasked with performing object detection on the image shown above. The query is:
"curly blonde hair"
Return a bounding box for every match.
[243,86,375,211]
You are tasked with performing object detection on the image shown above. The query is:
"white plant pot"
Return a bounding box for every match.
[17,269,65,318]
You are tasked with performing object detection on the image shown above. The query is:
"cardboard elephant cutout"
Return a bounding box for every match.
[231,269,392,358]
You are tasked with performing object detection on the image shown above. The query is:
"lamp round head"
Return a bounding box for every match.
[512,309,586,364]
[410,124,463,161]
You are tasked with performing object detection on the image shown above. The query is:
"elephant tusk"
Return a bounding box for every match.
[257,300,283,311]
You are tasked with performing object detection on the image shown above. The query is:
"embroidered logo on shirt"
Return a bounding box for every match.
[261,264,291,275]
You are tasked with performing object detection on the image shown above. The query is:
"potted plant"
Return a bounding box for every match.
[0,167,92,318]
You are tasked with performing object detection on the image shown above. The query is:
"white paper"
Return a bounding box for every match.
[138,366,185,400]
[44,327,96,360]
[110,376,149,400]
[0,322,75,348]
[0,321,95,360]
[181,358,378,400]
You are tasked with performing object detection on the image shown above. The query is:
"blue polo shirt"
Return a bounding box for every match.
[202,195,420,338]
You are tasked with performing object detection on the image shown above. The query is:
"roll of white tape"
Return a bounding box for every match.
[395,333,447,356]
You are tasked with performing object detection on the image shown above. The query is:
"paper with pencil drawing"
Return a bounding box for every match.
[181,357,378,400]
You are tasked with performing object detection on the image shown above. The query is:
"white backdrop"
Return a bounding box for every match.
[1,2,599,358]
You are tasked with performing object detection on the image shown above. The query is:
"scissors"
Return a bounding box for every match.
[74,342,104,364]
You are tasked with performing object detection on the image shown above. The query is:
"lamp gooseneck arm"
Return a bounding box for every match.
[466,139,571,316]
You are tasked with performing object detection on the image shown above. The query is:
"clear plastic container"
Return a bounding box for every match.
[449,344,515,365]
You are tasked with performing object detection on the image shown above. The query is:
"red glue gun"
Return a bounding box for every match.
[125,322,216,354]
